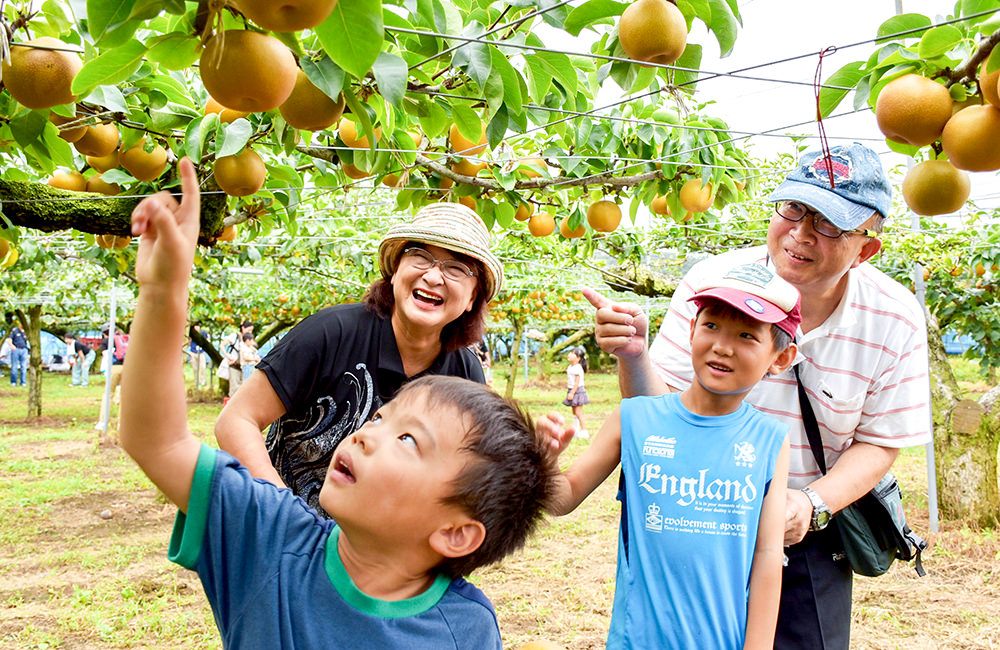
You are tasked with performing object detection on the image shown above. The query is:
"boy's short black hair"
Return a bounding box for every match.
[695,300,793,352]
[395,375,555,578]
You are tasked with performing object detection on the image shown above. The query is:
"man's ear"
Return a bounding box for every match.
[429,519,486,559]
[768,342,797,376]
[853,236,882,268]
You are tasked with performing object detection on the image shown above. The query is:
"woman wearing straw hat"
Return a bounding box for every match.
[215,202,506,514]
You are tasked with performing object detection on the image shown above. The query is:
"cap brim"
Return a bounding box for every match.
[689,288,788,324]
[769,180,876,231]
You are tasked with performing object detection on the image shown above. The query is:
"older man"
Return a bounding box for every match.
[588,143,931,649]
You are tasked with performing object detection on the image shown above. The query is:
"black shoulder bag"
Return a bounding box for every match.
[795,366,927,577]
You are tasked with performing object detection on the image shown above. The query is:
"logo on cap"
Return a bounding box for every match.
[724,263,774,289]
[805,153,853,186]
[744,298,766,314]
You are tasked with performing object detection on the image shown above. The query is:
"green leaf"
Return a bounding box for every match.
[705,0,739,57]
[81,85,129,113]
[524,55,552,102]
[87,0,136,42]
[71,40,148,95]
[215,119,253,158]
[184,114,218,162]
[917,25,964,59]
[985,44,1000,75]
[315,0,383,80]
[672,44,702,91]
[146,32,200,71]
[884,138,920,157]
[818,61,866,118]
[372,52,408,108]
[300,56,345,100]
[10,111,48,149]
[459,39,493,90]
[535,51,577,97]
[40,123,76,170]
[876,13,931,42]
[451,101,483,143]
[341,87,378,151]
[564,0,627,36]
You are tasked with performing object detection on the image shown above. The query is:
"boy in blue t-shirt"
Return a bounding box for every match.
[119,159,555,650]
[549,262,800,650]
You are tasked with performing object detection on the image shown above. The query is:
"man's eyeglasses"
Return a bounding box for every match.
[774,201,877,239]
[402,247,477,281]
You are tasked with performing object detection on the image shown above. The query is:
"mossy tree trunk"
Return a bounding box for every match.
[928,314,999,526]
[504,318,525,400]
[20,306,43,418]
[0,179,229,245]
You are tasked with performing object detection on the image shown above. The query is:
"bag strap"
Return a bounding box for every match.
[794,365,827,475]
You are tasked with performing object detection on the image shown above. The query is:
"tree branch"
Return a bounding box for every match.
[948,28,1000,84]
[0,179,229,245]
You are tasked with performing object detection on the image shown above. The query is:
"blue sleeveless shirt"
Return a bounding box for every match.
[608,393,787,650]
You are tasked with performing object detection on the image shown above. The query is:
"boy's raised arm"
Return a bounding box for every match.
[743,438,790,650]
[548,407,623,516]
[119,158,203,513]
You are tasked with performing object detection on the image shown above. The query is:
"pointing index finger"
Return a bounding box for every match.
[582,287,610,310]
[177,157,201,217]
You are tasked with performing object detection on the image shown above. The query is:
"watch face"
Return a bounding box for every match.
[815,510,831,529]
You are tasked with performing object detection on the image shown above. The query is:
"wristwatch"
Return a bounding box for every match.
[801,486,831,531]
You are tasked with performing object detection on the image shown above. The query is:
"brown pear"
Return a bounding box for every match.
[1,37,81,108]
[200,30,297,112]
[618,0,687,66]
[875,74,953,146]
[279,70,345,131]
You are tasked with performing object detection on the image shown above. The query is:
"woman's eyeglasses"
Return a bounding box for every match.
[402,247,476,281]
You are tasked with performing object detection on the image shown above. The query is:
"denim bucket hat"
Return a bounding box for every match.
[769,143,892,231]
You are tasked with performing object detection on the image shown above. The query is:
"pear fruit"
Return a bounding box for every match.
[528,212,556,237]
[618,0,687,66]
[901,160,970,216]
[679,179,712,212]
[214,148,267,196]
[73,123,120,157]
[875,74,952,147]
[452,158,486,177]
[279,70,345,131]
[560,218,587,239]
[218,225,237,242]
[941,105,1000,172]
[650,194,671,215]
[87,151,120,173]
[338,118,381,148]
[980,65,1000,109]
[2,37,81,108]
[119,138,168,182]
[234,0,338,32]
[86,176,121,196]
[342,163,369,180]
[49,113,87,143]
[48,170,87,192]
[514,202,534,222]
[204,96,251,123]
[200,30,297,112]
[449,122,488,156]
[587,200,622,232]
[97,235,131,249]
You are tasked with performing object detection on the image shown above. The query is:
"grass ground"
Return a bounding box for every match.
[0,364,997,649]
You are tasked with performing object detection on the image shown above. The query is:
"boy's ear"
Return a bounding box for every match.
[768,342,797,376]
[429,518,486,559]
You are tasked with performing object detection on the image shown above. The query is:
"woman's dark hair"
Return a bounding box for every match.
[362,242,490,353]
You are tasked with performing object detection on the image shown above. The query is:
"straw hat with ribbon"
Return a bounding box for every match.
[378,202,504,302]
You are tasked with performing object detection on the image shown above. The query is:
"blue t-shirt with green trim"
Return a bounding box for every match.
[169,445,502,650]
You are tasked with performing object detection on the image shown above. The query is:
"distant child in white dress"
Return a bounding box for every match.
[562,347,590,439]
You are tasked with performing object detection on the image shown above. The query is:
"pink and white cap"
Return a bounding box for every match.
[688,262,802,338]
